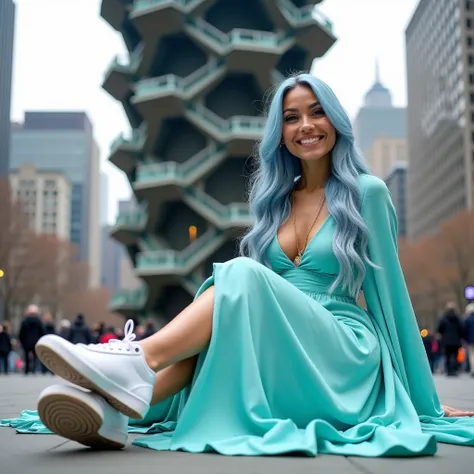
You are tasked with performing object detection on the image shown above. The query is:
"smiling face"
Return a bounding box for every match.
[281,84,337,163]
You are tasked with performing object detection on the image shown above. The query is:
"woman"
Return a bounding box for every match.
[4,74,474,456]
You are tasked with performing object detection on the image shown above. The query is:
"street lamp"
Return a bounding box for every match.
[465,285,474,302]
[0,269,4,278]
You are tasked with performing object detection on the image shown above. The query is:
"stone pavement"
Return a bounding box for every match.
[0,374,474,474]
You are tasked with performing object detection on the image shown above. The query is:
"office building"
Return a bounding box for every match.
[0,0,15,176]
[100,225,122,292]
[405,0,474,237]
[100,172,109,226]
[102,0,336,323]
[10,112,101,286]
[385,162,408,237]
[365,137,407,180]
[9,163,71,240]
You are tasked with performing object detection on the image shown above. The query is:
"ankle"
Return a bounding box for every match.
[139,341,160,372]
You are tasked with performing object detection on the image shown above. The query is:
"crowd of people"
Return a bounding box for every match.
[422,302,474,376]
[0,304,157,375]
[2,301,474,377]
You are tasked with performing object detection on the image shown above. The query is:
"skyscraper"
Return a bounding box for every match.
[0,0,15,176]
[405,0,474,238]
[100,172,109,226]
[101,0,336,324]
[10,112,101,286]
[353,63,406,158]
[384,162,408,237]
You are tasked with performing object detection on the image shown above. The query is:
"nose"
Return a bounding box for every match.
[300,117,314,133]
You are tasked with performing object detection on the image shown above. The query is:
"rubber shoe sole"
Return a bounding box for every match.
[36,339,147,420]
[38,387,126,450]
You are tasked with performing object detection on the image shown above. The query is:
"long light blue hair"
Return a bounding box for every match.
[240,73,372,297]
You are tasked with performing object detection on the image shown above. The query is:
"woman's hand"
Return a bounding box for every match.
[441,405,474,417]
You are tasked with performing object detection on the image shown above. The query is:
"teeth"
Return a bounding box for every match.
[300,137,321,144]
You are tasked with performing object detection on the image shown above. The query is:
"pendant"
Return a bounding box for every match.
[294,254,302,266]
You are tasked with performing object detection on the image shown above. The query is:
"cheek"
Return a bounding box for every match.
[282,127,295,147]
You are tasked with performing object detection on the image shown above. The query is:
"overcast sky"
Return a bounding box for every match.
[10,0,419,223]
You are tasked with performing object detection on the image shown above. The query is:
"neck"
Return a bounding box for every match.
[297,155,331,192]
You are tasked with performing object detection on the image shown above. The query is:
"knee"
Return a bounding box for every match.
[223,256,266,278]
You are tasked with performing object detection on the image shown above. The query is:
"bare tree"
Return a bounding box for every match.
[35,237,80,321]
[0,179,39,322]
[436,209,474,309]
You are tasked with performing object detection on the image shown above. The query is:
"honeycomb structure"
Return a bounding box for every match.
[102,0,336,323]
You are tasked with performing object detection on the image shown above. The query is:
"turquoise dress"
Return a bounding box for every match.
[3,174,474,456]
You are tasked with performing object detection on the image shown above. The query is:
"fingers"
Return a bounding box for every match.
[443,407,474,417]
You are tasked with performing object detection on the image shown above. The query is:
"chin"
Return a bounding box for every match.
[297,152,328,162]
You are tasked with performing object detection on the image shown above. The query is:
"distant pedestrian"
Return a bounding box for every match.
[437,302,464,376]
[463,303,474,376]
[68,314,92,345]
[58,319,71,339]
[0,322,12,374]
[18,304,45,374]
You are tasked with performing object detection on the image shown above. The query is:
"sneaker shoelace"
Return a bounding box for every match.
[88,319,138,352]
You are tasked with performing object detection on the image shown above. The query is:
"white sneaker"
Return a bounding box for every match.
[38,384,128,450]
[35,320,156,420]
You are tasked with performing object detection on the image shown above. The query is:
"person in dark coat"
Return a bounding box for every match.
[0,322,12,374]
[437,302,464,376]
[40,313,56,374]
[18,304,45,374]
[142,319,156,339]
[463,303,474,376]
[68,314,92,345]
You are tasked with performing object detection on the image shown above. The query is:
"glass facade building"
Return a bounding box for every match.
[0,0,15,176]
[10,112,101,286]
[406,0,474,237]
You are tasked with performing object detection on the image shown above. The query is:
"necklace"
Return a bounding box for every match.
[291,192,326,267]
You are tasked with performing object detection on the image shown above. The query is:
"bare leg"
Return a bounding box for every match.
[140,286,214,372]
[150,356,198,405]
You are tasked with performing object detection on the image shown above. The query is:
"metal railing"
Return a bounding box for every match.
[136,143,225,183]
[185,17,294,51]
[137,229,224,270]
[133,59,225,99]
[110,285,148,308]
[277,0,333,32]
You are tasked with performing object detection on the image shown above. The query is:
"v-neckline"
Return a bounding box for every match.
[275,214,330,267]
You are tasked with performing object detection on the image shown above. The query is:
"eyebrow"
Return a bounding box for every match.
[283,101,321,114]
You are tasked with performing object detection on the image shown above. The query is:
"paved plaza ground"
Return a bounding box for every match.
[0,374,474,474]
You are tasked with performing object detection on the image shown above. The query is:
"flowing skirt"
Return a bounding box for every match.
[131,257,438,456]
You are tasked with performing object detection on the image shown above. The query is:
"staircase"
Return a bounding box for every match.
[184,17,295,55]
[109,122,148,158]
[181,187,253,229]
[109,285,149,312]
[184,103,265,142]
[135,143,226,187]
[136,228,227,275]
[131,0,209,16]
[111,207,147,232]
[133,59,226,102]
[277,0,333,31]
[103,42,144,78]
